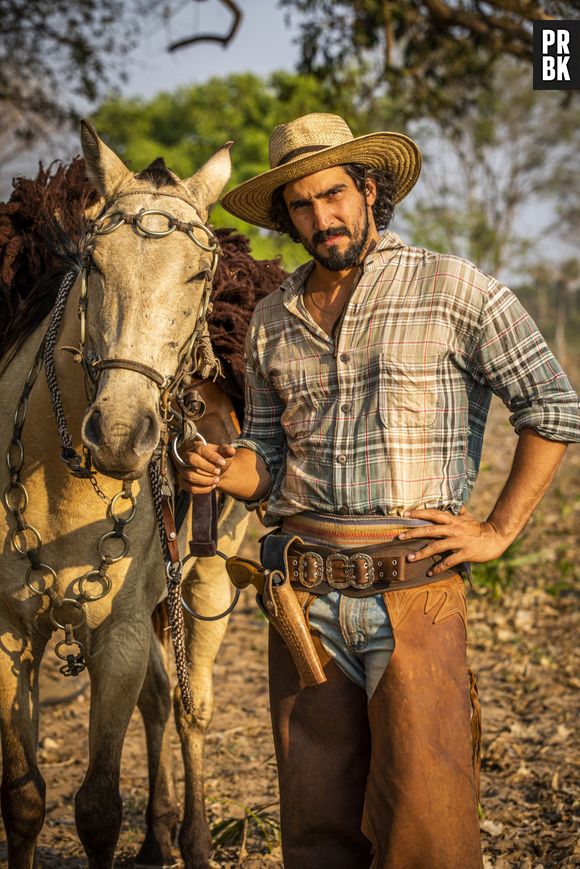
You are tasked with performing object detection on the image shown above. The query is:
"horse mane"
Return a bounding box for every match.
[0,158,287,417]
[136,157,179,188]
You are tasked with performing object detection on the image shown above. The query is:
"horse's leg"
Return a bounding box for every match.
[135,618,179,868]
[75,617,151,869]
[0,622,47,869]
[176,501,249,869]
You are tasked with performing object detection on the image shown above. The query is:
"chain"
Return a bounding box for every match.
[3,270,135,677]
[148,459,195,714]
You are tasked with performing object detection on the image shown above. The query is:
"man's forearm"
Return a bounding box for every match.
[401,427,569,573]
[486,427,567,545]
[217,446,273,501]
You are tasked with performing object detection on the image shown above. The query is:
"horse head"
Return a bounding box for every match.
[78,122,232,479]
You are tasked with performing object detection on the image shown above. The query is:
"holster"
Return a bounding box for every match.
[225,556,326,688]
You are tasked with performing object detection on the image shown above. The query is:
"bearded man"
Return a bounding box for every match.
[176,113,579,868]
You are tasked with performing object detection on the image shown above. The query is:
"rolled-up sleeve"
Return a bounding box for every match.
[467,282,580,442]
[233,319,287,499]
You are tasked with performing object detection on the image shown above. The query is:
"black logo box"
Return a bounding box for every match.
[533,20,580,90]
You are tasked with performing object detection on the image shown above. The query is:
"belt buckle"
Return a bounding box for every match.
[351,553,374,589]
[325,553,353,590]
[298,551,324,588]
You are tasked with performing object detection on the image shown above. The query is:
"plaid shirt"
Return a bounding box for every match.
[235,232,579,526]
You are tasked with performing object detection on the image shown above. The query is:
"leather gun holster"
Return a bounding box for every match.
[225,556,326,687]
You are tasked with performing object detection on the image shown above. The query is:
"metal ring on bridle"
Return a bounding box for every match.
[170,432,208,470]
[4,481,29,513]
[11,524,42,556]
[25,562,57,595]
[179,549,240,621]
[97,531,130,563]
[55,638,84,660]
[78,569,113,601]
[108,491,137,524]
[134,209,178,238]
[49,598,86,630]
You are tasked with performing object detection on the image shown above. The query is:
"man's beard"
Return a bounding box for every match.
[302,209,370,271]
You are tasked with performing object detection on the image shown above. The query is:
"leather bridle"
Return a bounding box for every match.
[78,189,220,412]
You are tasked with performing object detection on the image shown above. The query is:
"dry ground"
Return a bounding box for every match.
[0,395,578,868]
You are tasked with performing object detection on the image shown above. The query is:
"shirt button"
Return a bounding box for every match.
[339,353,349,363]
[338,505,349,515]
[337,454,347,464]
[341,403,350,414]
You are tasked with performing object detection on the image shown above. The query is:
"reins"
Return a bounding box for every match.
[3,194,235,714]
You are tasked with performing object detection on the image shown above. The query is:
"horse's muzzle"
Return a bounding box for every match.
[82,405,160,478]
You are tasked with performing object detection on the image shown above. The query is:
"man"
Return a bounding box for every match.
[177,113,579,868]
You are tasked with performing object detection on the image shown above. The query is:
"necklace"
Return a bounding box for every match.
[305,266,362,317]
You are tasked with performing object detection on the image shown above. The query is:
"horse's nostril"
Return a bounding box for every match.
[84,409,102,447]
[132,413,159,455]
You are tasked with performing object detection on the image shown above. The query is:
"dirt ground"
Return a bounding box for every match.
[0,396,578,868]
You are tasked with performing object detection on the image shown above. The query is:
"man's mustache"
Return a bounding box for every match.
[312,226,351,246]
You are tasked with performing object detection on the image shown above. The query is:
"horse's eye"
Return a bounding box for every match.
[187,269,209,284]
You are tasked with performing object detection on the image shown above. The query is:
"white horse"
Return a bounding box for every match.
[0,124,249,869]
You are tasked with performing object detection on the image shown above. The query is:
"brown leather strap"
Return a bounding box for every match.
[188,490,218,557]
[161,495,180,564]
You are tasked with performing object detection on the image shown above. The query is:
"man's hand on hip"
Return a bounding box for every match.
[397,507,509,576]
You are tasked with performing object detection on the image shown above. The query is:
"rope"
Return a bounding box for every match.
[148,459,195,714]
[43,268,88,472]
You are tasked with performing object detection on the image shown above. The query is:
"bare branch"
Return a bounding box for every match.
[168,0,242,52]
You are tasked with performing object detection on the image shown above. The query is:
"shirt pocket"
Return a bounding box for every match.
[270,372,320,440]
[378,352,441,430]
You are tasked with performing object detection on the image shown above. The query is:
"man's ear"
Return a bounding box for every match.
[365,176,377,208]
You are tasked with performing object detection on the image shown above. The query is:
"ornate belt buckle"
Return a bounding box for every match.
[326,553,354,590]
[298,551,324,588]
[351,553,375,589]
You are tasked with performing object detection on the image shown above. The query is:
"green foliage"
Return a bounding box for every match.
[92,70,378,269]
[210,799,280,854]
[472,538,554,600]
[0,0,155,138]
[398,61,580,276]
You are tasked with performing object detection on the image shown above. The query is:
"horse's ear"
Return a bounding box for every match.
[185,141,233,218]
[80,120,132,197]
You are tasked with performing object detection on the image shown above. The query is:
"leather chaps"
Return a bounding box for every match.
[268,575,483,869]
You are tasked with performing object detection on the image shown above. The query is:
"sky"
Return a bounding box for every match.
[1,0,300,192]
[124,0,300,98]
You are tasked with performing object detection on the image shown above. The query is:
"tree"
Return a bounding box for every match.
[396,61,580,276]
[0,0,242,145]
[280,0,580,122]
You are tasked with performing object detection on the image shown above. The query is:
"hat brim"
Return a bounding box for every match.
[220,131,421,230]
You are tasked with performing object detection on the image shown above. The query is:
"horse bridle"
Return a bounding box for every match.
[78,189,220,412]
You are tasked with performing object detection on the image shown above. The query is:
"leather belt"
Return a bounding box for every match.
[285,539,458,596]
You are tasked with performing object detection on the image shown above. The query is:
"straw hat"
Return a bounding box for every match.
[220,112,422,230]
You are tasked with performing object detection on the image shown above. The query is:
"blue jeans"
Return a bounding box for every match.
[261,532,393,699]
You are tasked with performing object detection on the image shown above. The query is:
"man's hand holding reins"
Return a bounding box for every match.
[176,441,236,494]
[175,441,272,502]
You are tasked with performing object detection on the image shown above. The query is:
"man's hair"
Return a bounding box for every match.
[268,163,397,242]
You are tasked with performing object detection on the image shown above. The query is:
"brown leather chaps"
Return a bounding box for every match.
[268,574,483,869]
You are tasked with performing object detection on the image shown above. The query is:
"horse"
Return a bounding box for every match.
[0,125,283,868]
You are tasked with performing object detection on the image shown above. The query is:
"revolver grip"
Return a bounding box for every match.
[225,556,266,594]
